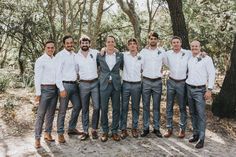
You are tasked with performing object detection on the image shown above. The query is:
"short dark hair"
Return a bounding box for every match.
[171,36,182,43]
[148,31,159,39]
[127,38,138,45]
[62,35,73,44]
[44,40,55,47]
[106,35,116,42]
[79,36,91,44]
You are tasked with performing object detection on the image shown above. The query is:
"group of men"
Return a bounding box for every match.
[34,31,215,150]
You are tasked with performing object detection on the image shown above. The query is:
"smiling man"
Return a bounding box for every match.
[186,40,215,149]
[120,38,143,139]
[34,40,58,148]
[163,36,191,138]
[75,35,100,140]
[97,35,124,142]
[55,35,82,143]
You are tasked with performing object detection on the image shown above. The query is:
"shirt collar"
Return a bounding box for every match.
[63,48,75,55]
[43,53,54,59]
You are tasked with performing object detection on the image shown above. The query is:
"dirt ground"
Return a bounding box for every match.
[0,87,236,157]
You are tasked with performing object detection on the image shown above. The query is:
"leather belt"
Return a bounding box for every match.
[143,76,161,81]
[41,84,56,87]
[169,77,186,82]
[187,84,205,89]
[123,80,141,84]
[62,81,77,84]
[80,78,98,83]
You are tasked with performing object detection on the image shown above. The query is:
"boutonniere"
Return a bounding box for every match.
[137,56,141,60]
[197,57,202,62]
[90,54,93,59]
[181,52,185,59]
[157,50,162,55]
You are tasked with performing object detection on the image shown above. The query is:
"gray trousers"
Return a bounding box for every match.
[187,85,206,140]
[142,78,162,130]
[79,81,100,133]
[166,79,187,130]
[100,83,120,134]
[35,85,58,139]
[57,83,82,135]
[120,82,141,130]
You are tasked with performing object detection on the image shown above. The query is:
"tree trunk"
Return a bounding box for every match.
[212,34,236,118]
[116,0,141,44]
[0,50,7,68]
[91,0,105,48]
[166,0,190,49]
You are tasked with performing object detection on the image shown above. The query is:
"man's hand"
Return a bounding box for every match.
[200,51,207,57]
[100,47,106,56]
[35,96,41,105]
[204,90,212,100]
[60,90,67,98]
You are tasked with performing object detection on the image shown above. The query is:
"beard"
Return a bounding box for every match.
[149,42,157,47]
[81,46,89,51]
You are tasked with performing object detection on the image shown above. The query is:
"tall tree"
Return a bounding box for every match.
[166,0,190,49]
[212,33,236,118]
[116,0,141,43]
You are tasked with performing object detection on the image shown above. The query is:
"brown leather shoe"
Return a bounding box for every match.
[178,129,185,138]
[58,134,66,143]
[164,129,172,138]
[120,130,129,139]
[67,129,83,135]
[112,133,120,141]
[91,130,98,139]
[80,133,89,141]
[35,139,41,149]
[131,129,139,138]
[101,133,108,142]
[44,132,55,142]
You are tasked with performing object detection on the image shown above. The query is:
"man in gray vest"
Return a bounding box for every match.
[97,35,123,142]
[186,40,215,149]
[34,40,58,148]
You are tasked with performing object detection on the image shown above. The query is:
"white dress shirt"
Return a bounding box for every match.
[140,47,166,78]
[55,48,77,91]
[105,52,116,80]
[165,49,191,80]
[105,52,116,70]
[123,52,143,82]
[34,53,57,96]
[186,54,215,89]
[75,48,98,80]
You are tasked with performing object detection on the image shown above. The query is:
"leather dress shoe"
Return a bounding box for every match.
[101,133,108,142]
[189,135,199,143]
[141,129,149,137]
[91,130,99,139]
[81,133,89,141]
[195,140,204,149]
[44,132,55,142]
[58,134,66,143]
[67,129,83,135]
[178,129,185,138]
[112,133,120,141]
[120,130,129,139]
[163,129,172,138]
[153,129,162,138]
[131,129,139,138]
[35,139,41,148]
